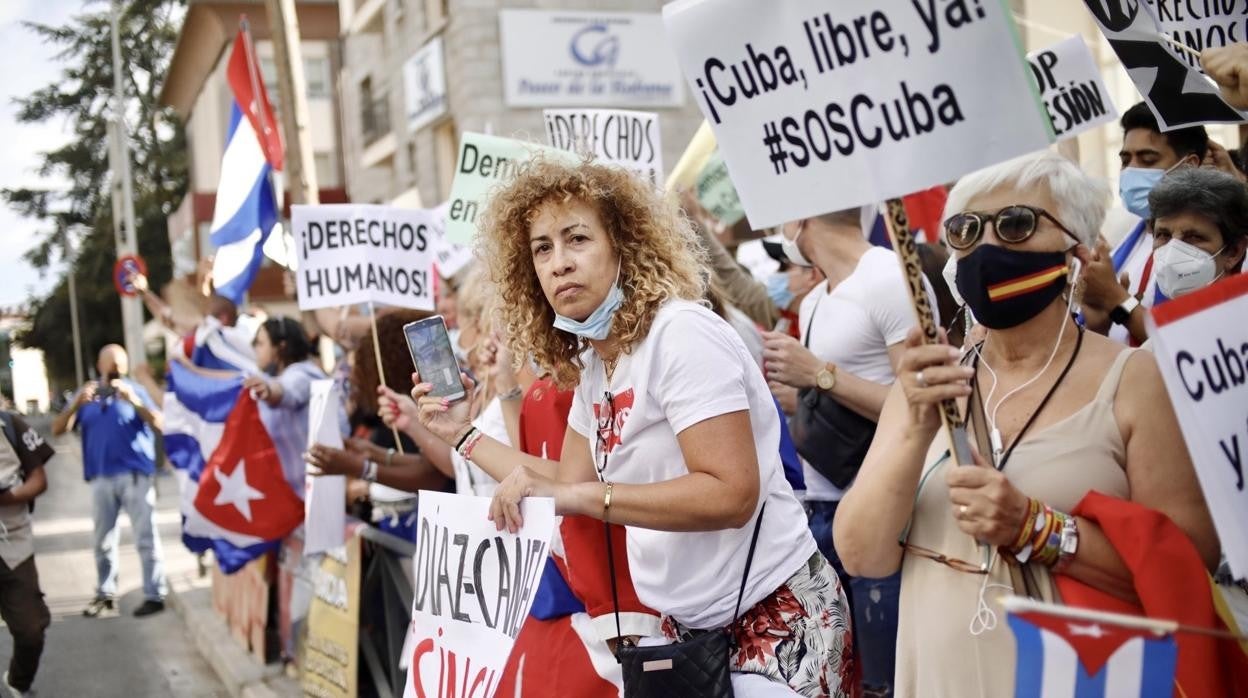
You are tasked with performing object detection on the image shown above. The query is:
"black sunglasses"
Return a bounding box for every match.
[943,205,1081,251]
[595,390,614,477]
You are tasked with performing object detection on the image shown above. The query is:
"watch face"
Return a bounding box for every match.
[817,370,834,390]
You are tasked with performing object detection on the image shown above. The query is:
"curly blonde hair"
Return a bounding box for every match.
[478,157,707,389]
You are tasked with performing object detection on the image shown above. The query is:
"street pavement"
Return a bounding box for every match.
[0,433,226,696]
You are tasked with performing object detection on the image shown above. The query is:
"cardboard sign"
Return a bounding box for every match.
[1083,0,1248,130]
[695,150,745,226]
[1026,36,1118,140]
[445,133,576,245]
[662,0,1053,228]
[543,108,664,183]
[1149,273,1248,577]
[293,204,438,311]
[302,535,361,698]
[404,491,556,698]
[499,9,685,108]
[304,380,346,555]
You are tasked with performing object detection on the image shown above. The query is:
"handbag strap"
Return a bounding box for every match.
[604,502,767,656]
[802,291,824,349]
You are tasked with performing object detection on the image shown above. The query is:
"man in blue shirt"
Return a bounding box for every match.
[52,344,168,617]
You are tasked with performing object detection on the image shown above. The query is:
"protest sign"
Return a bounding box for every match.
[662,0,1053,229]
[543,108,664,183]
[499,10,685,108]
[302,535,361,698]
[1149,273,1248,577]
[665,120,717,193]
[1145,0,1248,68]
[294,204,438,311]
[694,150,745,226]
[305,380,346,555]
[404,491,556,698]
[428,202,474,280]
[1083,0,1248,129]
[445,133,576,245]
[1026,36,1118,140]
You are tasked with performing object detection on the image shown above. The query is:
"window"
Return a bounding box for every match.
[314,153,338,188]
[259,56,279,102]
[304,57,329,99]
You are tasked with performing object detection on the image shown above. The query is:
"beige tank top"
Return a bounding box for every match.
[893,348,1136,698]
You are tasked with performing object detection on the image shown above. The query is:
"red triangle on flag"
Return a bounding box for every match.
[194,392,303,541]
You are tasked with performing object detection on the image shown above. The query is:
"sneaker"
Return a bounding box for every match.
[133,599,165,617]
[81,597,114,618]
[4,669,35,696]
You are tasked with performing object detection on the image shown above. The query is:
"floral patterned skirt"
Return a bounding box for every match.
[662,552,855,697]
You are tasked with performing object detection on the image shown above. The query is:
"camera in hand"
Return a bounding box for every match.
[95,372,122,400]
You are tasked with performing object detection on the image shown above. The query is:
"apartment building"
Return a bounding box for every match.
[337,0,707,208]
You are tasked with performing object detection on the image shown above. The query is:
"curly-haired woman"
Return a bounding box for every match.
[410,159,853,696]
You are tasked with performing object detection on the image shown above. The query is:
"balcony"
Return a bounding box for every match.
[361,92,391,146]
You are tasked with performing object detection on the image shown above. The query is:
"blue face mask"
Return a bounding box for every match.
[1119,160,1185,219]
[766,272,794,310]
[552,266,623,341]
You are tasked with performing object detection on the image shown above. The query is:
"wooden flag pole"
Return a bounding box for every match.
[368,301,405,454]
[881,198,974,466]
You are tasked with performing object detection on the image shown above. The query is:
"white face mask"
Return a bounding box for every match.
[780,221,813,267]
[942,253,963,307]
[1154,238,1225,298]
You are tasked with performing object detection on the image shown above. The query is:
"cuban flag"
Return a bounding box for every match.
[862,186,949,248]
[1005,598,1178,698]
[209,26,283,305]
[183,391,305,573]
[163,361,242,477]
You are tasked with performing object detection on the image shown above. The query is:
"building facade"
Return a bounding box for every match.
[161,0,347,303]
[337,0,707,208]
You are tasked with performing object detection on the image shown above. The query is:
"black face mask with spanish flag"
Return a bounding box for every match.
[955,245,1069,330]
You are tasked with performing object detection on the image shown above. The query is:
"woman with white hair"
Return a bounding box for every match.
[832,151,1219,695]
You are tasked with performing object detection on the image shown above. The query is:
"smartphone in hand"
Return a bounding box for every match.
[403,316,467,402]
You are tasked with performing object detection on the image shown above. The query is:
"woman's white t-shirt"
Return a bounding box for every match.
[452,396,509,497]
[568,299,817,629]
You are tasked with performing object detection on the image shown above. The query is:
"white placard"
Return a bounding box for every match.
[1083,0,1248,130]
[403,36,448,133]
[1026,36,1118,141]
[543,108,664,183]
[499,9,685,108]
[403,492,556,698]
[428,201,475,280]
[305,379,346,555]
[662,0,1053,229]
[294,204,438,311]
[1148,273,1248,577]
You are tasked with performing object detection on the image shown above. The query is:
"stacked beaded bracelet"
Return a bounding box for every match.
[1005,497,1075,569]
[456,427,484,461]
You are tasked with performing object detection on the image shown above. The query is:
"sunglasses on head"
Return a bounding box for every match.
[943,205,1081,251]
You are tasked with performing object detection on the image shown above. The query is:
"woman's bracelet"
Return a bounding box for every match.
[1004,498,1072,569]
[460,430,485,461]
[385,448,395,468]
[498,385,524,402]
[603,481,614,522]
[361,459,378,482]
[454,425,478,451]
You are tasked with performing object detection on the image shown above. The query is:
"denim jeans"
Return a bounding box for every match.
[92,472,167,602]
[806,499,899,698]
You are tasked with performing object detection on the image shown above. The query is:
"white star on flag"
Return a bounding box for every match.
[1066,622,1107,639]
[213,460,265,521]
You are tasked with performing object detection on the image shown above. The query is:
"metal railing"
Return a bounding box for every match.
[357,524,415,698]
[360,94,392,147]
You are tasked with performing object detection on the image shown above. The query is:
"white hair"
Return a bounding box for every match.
[942,150,1110,248]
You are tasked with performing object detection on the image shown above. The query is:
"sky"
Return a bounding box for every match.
[0,0,81,308]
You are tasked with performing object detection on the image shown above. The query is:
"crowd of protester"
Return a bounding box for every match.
[45,98,1248,697]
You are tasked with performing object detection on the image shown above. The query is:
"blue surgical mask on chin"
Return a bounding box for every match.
[552,265,624,341]
[766,272,794,309]
[1119,160,1186,219]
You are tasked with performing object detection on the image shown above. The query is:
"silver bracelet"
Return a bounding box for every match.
[361,459,378,482]
[498,385,524,402]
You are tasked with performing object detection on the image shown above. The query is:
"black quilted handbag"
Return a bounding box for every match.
[604,504,766,698]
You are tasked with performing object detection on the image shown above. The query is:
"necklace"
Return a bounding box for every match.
[970,325,1084,471]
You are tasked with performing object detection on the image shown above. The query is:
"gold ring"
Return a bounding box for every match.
[959,504,968,517]
[916,371,927,388]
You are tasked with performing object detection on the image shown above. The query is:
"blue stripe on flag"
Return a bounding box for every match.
[164,432,206,478]
[1009,614,1045,698]
[209,163,276,248]
[1074,660,1107,698]
[167,362,243,422]
[183,531,279,575]
[1139,636,1178,698]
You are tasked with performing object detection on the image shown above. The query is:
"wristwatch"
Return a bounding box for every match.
[1109,295,1140,326]
[815,363,837,392]
[1053,516,1080,573]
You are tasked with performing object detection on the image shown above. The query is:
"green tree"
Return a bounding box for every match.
[4,0,187,391]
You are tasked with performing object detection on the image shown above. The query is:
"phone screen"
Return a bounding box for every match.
[403,317,465,400]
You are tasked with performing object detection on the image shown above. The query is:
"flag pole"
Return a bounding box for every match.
[1002,596,1248,641]
[881,198,974,466]
[367,301,405,454]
